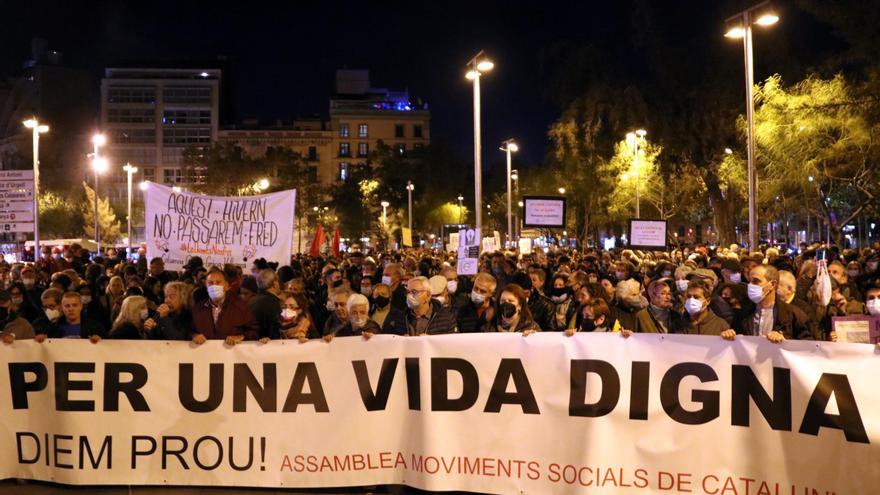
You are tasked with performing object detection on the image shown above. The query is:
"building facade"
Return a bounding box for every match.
[100,68,220,200]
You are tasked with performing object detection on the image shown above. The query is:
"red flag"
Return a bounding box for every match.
[332,227,341,258]
[309,224,325,257]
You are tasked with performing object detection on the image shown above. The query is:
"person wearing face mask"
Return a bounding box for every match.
[370,283,406,334]
[0,289,34,343]
[325,294,381,341]
[493,285,539,334]
[549,274,575,331]
[109,296,152,339]
[728,265,810,343]
[359,277,374,298]
[634,280,683,334]
[31,288,64,336]
[864,284,880,317]
[456,273,497,333]
[611,279,648,332]
[34,291,104,342]
[382,263,408,312]
[720,259,744,285]
[278,291,317,341]
[566,299,613,335]
[404,277,457,335]
[687,269,734,326]
[322,287,354,338]
[441,265,469,307]
[428,275,451,308]
[856,255,880,295]
[191,268,259,346]
[678,280,730,336]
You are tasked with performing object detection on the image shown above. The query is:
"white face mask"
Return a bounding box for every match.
[44,308,61,321]
[351,316,368,329]
[281,308,299,320]
[470,291,485,306]
[847,270,859,279]
[867,299,880,316]
[381,276,393,286]
[661,270,672,278]
[326,299,337,312]
[676,279,690,292]
[446,280,458,294]
[360,286,373,297]
[406,293,422,310]
[684,297,705,316]
[207,285,225,302]
[81,296,92,305]
[747,283,766,303]
[729,273,742,284]
[615,271,627,280]
[140,309,150,320]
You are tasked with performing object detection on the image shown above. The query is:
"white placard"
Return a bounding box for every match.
[456,228,480,275]
[629,219,667,249]
[523,197,566,228]
[145,182,296,270]
[518,237,532,254]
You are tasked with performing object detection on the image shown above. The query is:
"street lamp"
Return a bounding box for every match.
[457,194,464,224]
[511,169,520,240]
[123,163,138,259]
[724,1,779,250]
[558,187,566,195]
[91,133,107,253]
[23,118,48,257]
[626,129,647,218]
[500,139,518,247]
[466,50,494,235]
[406,181,415,233]
[380,201,390,227]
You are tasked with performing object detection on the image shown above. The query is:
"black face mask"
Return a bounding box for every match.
[499,302,518,319]
[331,279,344,288]
[580,318,596,332]
[552,286,571,298]
[372,295,390,308]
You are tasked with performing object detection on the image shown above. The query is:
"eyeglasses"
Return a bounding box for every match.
[406,289,427,296]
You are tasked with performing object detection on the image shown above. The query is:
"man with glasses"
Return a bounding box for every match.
[404,276,457,335]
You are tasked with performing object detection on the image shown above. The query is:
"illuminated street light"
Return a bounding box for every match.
[381,201,390,227]
[23,118,49,256]
[724,147,734,154]
[500,139,518,246]
[558,187,566,195]
[257,178,270,190]
[627,129,647,218]
[457,194,464,224]
[123,163,138,259]
[139,181,148,191]
[465,50,494,235]
[406,181,415,234]
[91,133,107,252]
[724,0,779,250]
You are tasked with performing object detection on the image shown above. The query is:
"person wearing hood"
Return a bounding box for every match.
[492,284,539,334]
[634,279,684,334]
[0,289,34,343]
[678,279,730,336]
[612,278,648,331]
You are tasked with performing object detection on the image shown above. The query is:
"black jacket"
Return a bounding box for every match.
[43,316,106,339]
[528,292,556,332]
[149,309,193,340]
[405,299,458,335]
[732,299,811,340]
[249,291,282,339]
[455,298,494,333]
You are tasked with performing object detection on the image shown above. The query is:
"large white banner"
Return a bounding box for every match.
[1,334,878,494]
[144,182,296,269]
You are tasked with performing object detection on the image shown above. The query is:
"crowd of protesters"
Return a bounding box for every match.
[2,240,880,347]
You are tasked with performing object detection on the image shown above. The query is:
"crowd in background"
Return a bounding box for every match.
[2,240,880,347]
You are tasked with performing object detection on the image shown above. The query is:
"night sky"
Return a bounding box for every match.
[0,1,852,168]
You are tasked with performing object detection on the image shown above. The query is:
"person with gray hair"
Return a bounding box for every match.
[248,268,282,340]
[405,276,457,335]
[324,293,380,341]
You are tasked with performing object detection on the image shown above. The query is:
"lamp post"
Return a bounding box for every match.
[457,194,464,225]
[725,1,779,250]
[500,139,518,247]
[123,163,138,259]
[381,201,390,227]
[91,134,107,253]
[406,181,415,233]
[22,118,48,258]
[510,169,520,241]
[465,50,494,235]
[626,129,647,218]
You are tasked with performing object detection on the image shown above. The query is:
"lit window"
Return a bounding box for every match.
[358,124,368,138]
[339,162,349,181]
[358,142,369,157]
[339,143,350,157]
[339,124,349,138]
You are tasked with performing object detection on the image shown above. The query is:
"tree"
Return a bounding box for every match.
[750,73,880,244]
[81,182,122,244]
[38,190,82,239]
[181,143,262,196]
